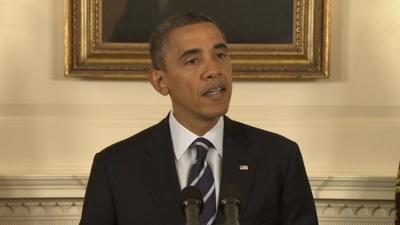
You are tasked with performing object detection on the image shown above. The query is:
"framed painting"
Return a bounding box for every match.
[65,0,330,79]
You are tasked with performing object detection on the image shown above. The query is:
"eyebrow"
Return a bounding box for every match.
[178,48,201,62]
[214,42,228,51]
[178,42,229,62]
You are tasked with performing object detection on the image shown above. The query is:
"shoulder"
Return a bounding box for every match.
[224,116,302,167]
[96,117,169,161]
[226,117,297,148]
[225,117,306,177]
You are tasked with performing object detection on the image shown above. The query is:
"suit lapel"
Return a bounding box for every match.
[139,117,185,225]
[215,117,257,224]
[138,116,256,225]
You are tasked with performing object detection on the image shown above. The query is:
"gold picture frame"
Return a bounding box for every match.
[64,0,330,80]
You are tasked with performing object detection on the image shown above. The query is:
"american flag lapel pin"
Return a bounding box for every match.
[239,164,249,171]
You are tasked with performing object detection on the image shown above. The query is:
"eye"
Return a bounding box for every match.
[216,52,227,58]
[185,57,200,65]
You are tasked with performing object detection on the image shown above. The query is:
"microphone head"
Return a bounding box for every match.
[181,186,204,214]
[220,184,241,211]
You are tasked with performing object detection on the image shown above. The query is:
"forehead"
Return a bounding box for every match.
[164,22,226,53]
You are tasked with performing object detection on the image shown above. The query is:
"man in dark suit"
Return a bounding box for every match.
[80,12,318,225]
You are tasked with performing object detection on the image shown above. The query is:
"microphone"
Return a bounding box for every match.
[220,184,241,225]
[181,186,204,225]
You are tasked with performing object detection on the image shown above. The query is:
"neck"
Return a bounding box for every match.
[172,113,220,136]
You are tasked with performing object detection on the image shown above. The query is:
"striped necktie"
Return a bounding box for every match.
[187,137,217,225]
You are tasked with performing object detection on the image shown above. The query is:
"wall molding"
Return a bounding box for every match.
[0,199,83,216]
[0,175,396,200]
[0,175,87,198]
[0,175,396,224]
[1,199,394,217]
[317,200,395,225]
[0,199,395,225]
[317,199,396,217]
[0,199,82,225]
[310,176,396,200]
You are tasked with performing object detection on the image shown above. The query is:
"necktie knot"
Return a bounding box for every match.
[192,137,213,162]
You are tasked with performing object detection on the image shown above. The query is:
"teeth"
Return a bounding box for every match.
[208,87,222,94]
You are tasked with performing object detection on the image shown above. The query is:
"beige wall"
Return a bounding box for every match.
[0,0,399,178]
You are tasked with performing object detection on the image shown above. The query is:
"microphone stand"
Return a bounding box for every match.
[220,197,240,225]
[181,186,204,225]
[219,184,241,225]
[183,198,202,225]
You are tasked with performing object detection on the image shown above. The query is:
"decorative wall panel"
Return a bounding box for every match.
[0,199,82,225]
[0,176,396,225]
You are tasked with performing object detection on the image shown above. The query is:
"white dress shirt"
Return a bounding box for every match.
[169,112,224,205]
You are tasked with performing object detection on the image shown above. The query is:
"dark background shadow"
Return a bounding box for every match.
[103,0,293,44]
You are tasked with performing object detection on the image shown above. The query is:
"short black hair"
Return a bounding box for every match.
[149,12,224,70]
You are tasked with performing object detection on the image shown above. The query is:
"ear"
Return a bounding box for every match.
[148,69,169,96]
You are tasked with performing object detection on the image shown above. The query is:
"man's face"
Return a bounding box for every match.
[159,22,233,126]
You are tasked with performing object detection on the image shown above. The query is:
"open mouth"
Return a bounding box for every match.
[204,86,226,96]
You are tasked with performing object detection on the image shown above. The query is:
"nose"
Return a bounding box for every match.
[202,57,222,80]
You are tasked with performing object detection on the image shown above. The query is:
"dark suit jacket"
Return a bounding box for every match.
[80,116,318,225]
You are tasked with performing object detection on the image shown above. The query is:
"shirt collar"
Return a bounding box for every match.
[169,112,224,160]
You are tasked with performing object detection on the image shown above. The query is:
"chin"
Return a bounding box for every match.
[204,106,230,120]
